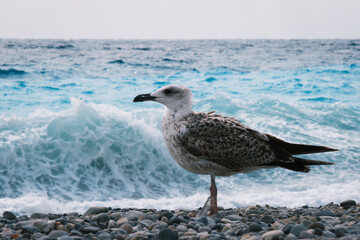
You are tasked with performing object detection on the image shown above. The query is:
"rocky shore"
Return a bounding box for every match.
[1,200,359,240]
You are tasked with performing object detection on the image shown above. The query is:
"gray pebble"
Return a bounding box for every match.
[322,230,336,238]
[21,225,41,234]
[108,219,119,228]
[48,230,69,238]
[308,222,325,230]
[282,223,294,234]
[33,220,55,233]
[335,226,347,238]
[197,216,208,225]
[120,223,133,234]
[314,210,336,217]
[300,219,311,228]
[340,200,357,210]
[169,215,181,225]
[83,207,109,216]
[290,224,307,237]
[198,226,212,233]
[261,230,284,240]
[82,226,101,233]
[261,215,274,224]
[3,211,16,220]
[126,210,144,221]
[249,222,262,232]
[299,230,314,238]
[70,229,82,236]
[313,228,323,236]
[95,213,110,223]
[223,214,242,221]
[158,227,178,240]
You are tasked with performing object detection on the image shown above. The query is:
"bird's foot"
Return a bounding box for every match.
[197,196,211,217]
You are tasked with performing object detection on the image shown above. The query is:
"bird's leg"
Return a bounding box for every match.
[209,175,218,215]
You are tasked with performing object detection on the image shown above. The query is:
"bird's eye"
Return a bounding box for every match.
[164,89,172,95]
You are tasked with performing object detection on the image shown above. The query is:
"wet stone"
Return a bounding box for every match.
[249,223,262,232]
[158,227,178,240]
[308,222,325,230]
[261,230,284,240]
[47,230,69,238]
[289,224,307,237]
[197,216,208,225]
[261,215,274,224]
[340,200,357,210]
[3,211,16,220]
[83,207,109,216]
[82,226,101,233]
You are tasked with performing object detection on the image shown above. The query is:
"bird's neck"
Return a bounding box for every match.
[165,106,193,122]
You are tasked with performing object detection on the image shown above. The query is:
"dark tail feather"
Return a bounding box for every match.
[266,134,338,155]
[266,157,334,173]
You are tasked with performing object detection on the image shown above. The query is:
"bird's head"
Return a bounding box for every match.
[133,85,193,113]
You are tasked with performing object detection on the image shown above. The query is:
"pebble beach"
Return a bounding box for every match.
[1,200,359,240]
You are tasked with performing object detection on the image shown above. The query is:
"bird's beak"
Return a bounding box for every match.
[133,93,157,102]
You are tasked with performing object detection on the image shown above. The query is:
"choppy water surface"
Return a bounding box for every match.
[0,39,359,215]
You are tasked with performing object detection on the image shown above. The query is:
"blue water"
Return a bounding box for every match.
[0,39,359,215]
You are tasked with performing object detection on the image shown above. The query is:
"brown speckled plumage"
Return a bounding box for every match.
[134,85,337,215]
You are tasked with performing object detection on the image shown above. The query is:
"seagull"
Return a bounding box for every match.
[133,85,337,215]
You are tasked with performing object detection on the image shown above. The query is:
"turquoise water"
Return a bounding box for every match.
[0,39,359,214]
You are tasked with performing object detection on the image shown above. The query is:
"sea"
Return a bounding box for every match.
[0,39,359,215]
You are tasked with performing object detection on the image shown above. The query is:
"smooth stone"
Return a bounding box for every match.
[33,220,55,233]
[126,210,144,221]
[3,211,16,220]
[340,200,357,210]
[261,216,275,224]
[198,226,212,233]
[161,216,169,225]
[282,224,294,234]
[30,213,48,219]
[223,214,242,221]
[176,225,188,232]
[314,210,336,217]
[58,236,73,240]
[158,228,178,240]
[48,230,69,238]
[261,230,285,240]
[308,222,325,230]
[139,219,153,227]
[169,215,182,225]
[197,216,208,225]
[65,223,75,231]
[70,229,82,236]
[120,223,133,234]
[117,217,129,225]
[335,226,347,238]
[108,219,120,228]
[300,219,311,228]
[82,226,101,233]
[290,224,307,237]
[95,213,110,223]
[313,228,323,236]
[83,207,109,216]
[21,225,41,234]
[249,223,262,232]
[222,224,231,232]
[299,231,314,238]
[98,231,112,240]
[322,230,336,238]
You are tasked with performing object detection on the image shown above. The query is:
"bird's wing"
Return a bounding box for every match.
[177,113,285,170]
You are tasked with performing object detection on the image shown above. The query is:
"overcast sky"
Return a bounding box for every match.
[0,0,359,39]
